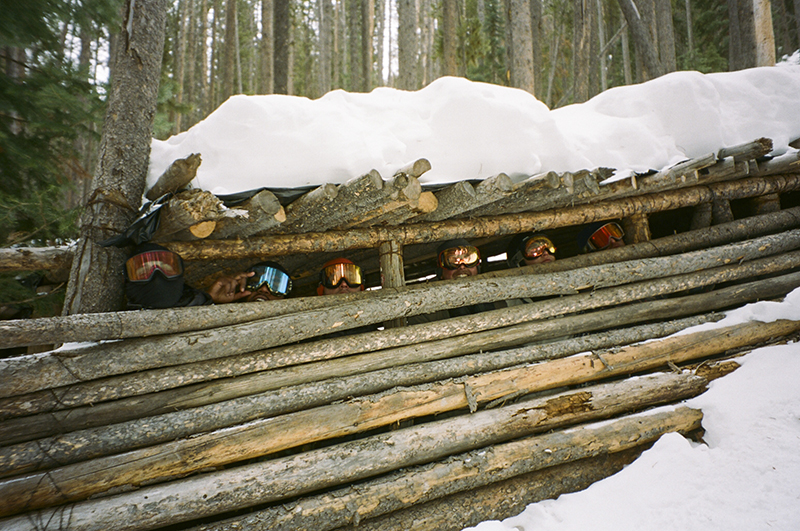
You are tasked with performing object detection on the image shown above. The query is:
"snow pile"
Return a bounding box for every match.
[148,65,800,195]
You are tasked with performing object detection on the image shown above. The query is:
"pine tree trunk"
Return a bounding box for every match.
[273,0,290,93]
[221,0,236,100]
[443,0,458,76]
[260,0,273,94]
[510,0,536,94]
[362,0,374,91]
[62,0,168,316]
[397,0,418,89]
[655,0,676,72]
[572,0,591,102]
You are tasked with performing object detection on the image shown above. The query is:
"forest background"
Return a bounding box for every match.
[1,0,798,317]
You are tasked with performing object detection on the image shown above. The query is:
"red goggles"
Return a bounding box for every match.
[320,262,363,289]
[586,222,625,251]
[522,236,556,260]
[125,250,183,282]
[438,245,481,270]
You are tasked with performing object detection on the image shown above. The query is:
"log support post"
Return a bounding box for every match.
[379,239,406,328]
[622,213,650,244]
[711,196,735,224]
[751,193,781,215]
[689,202,713,230]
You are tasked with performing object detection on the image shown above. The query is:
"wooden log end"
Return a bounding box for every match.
[189,221,217,239]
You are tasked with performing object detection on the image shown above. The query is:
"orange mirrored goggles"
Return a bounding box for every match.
[125,250,183,282]
[320,262,363,289]
[522,236,556,260]
[587,222,624,251]
[438,245,481,270]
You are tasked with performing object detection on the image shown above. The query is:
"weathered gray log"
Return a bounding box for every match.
[2,230,799,401]
[327,447,647,531]
[149,189,225,241]
[207,189,286,239]
[413,180,477,222]
[379,239,406,328]
[0,245,74,280]
[690,201,713,230]
[482,205,800,278]
[622,211,650,244]
[166,174,800,260]
[334,174,422,229]
[0,377,704,527]
[717,137,772,162]
[651,152,717,182]
[751,150,800,175]
[353,190,438,227]
[0,315,715,474]
[144,153,202,201]
[391,158,431,179]
[462,170,564,218]
[189,374,703,531]
[277,182,338,233]
[5,241,794,428]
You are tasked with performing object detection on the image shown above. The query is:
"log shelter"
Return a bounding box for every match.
[1,137,800,530]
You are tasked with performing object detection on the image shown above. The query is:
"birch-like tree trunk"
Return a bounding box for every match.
[510,0,535,94]
[62,0,169,315]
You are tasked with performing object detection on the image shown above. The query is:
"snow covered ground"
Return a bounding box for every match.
[147,54,800,530]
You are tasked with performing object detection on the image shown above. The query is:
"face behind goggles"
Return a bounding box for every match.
[522,235,556,260]
[245,264,292,296]
[125,250,184,282]
[586,222,625,251]
[319,262,363,289]
[437,245,481,270]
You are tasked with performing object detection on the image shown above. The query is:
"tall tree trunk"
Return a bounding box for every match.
[795,0,800,52]
[375,0,385,85]
[684,0,693,68]
[335,0,343,88]
[362,0,375,91]
[347,0,361,90]
[209,0,219,108]
[572,0,591,102]
[443,0,459,76]
[616,0,664,79]
[595,0,607,91]
[319,0,332,93]
[62,0,168,315]
[221,0,236,100]
[273,0,290,94]
[530,0,543,97]
[174,0,190,133]
[509,0,535,94]
[260,0,274,94]
[397,0,418,89]
[655,0,677,72]
[753,0,776,66]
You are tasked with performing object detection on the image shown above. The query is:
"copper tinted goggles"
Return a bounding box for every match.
[125,250,183,282]
[587,222,624,251]
[320,263,363,289]
[245,265,292,296]
[437,245,481,270]
[522,236,556,260]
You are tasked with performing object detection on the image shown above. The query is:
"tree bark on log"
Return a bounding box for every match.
[206,189,285,239]
[5,241,797,428]
[144,153,202,201]
[150,189,225,241]
[325,447,647,531]
[353,190,438,227]
[277,182,338,233]
[61,0,169,315]
[0,373,705,523]
[0,315,714,475]
[3,231,798,399]
[163,173,800,261]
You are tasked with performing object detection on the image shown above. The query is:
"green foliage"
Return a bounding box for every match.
[0,0,120,246]
[674,0,728,73]
[0,271,65,320]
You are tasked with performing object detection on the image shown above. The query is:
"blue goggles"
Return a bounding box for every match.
[245,264,292,296]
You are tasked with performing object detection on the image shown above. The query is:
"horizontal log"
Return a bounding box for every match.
[0,315,715,474]
[189,380,701,531]
[0,245,73,278]
[4,203,799,350]
[325,447,646,531]
[207,189,285,239]
[3,230,798,399]
[165,173,800,260]
[144,153,201,201]
[5,242,796,429]
[0,312,789,514]
[717,137,772,161]
[150,189,225,241]
[0,376,704,528]
[277,182,338,232]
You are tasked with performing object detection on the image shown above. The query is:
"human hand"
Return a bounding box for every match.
[208,271,255,304]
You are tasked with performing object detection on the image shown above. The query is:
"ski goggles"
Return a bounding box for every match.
[245,264,292,296]
[319,262,363,289]
[437,245,481,270]
[586,222,625,251]
[125,250,183,282]
[522,235,556,260]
